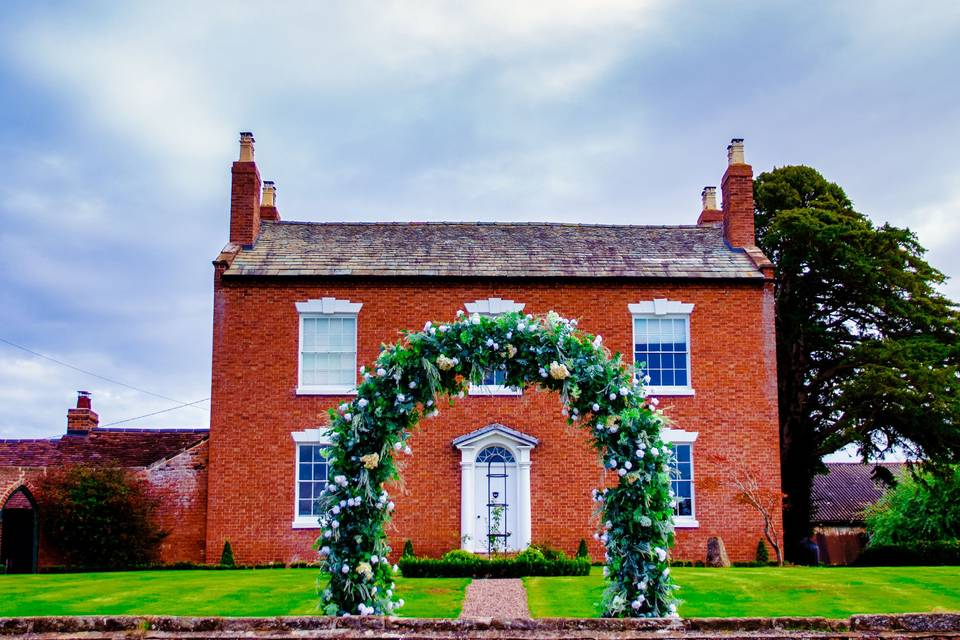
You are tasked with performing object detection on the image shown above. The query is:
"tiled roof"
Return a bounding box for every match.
[0,428,208,468]
[811,462,906,525]
[223,221,764,279]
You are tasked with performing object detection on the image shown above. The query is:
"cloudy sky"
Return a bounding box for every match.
[1,1,958,448]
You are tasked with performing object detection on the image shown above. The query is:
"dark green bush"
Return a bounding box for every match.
[36,464,165,569]
[865,466,960,546]
[398,555,590,578]
[402,539,415,558]
[441,549,478,562]
[529,542,566,561]
[220,541,236,566]
[755,539,770,564]
[855,540,960,566]
[576,539,590,559]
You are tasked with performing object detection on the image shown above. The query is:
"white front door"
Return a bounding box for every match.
[472,446,520,553]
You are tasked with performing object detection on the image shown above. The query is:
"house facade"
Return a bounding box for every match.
[206,134,782,564]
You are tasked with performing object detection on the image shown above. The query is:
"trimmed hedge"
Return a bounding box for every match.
[38,561,318,573]
[856,540,960,566]
[398,555,590,578]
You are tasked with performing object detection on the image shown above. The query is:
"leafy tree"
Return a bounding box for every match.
[37,464,166,568]
[754,166,960,556]
[865,466,960,546]
[220,540,236,566]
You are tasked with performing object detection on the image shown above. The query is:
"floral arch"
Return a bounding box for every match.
[316,310,678,617]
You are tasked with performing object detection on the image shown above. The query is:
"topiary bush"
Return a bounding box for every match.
[516,547,546,562]
[402,539,415,558]
[220,540,236,566]
[441,549,478,562]
[36,464,165,569]
[755,539,770,564]
[529,542,566,561]
[576,538,590,559]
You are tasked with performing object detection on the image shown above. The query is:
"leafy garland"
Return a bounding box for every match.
[315,310,678,617]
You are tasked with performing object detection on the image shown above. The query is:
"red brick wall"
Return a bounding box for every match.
[208,274,782,564]
[145,440,209,563]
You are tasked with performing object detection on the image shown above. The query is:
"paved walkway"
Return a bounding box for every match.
[460,578,531,619]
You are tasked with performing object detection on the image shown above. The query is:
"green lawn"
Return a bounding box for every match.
[524,566,960,618]
[0,570,468,618]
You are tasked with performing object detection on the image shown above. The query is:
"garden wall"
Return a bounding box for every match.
[2,614,958,639]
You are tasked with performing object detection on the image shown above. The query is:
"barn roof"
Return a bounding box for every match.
[811,462,907,526]
[222,221,765,280]
[0,428,208,469]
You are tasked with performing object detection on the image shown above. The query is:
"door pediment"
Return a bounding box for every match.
[452,423,539,451]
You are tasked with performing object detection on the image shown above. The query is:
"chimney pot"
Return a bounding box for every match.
[701,186,718,211]
[239,131,256,162]
[262,181,277,207]
[727,138,745,165]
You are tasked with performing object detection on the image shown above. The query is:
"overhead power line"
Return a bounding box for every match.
[100,397,211,427]
[0,336,209,411]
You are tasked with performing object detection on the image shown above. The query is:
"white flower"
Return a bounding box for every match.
[320,546,330,555]
[397,598,405,608]
[643,374,652,384]
[655,547,668,562]
[608,424,618,433]
[609,392,617,400]
[424,321,433,331]
[436,355,456,371]
[386,589,393,597]
[663,567,671,577]
[371,555,379,563]
[592,403,600,412]
[593,335,603,347]
[331,520,340,529]
[650,397,659,406]
[635,449,643,457]
[359,366,366,374]
[631,599,642,610]
[404,446,412,455]
[486,338,494,347]
[387,501,395,511]
[593,532,600,540]
[358,398,369,408]
[393,564,399,573]
[619,386,629,396]
[394,441,403,451]
[439,325,449,333]
[341,564,350,574]
[377,368,387,377]
[617,468,627,477]
[650,447,659,457]
[624,461,633,470]
[517,322,526,331]
[343,413,352,422]
[456,310,465,317]
[602,566,610,577]
[396,393,406,402]
[608,459,618,468]
[332,506,341,515]
[409,380,417,389]
[470,314,481,325]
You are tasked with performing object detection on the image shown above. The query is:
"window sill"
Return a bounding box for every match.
[468,385,522,397]
[645,386,695,397]
[292,518,322,529]
[296,386,357,396]
[673,517,700,529]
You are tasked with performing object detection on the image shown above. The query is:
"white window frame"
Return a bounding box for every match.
[296,298,362,395]
[629,299,695,397]
[465,298,525,397]
[291,428,332,529]
[662,428,699,528]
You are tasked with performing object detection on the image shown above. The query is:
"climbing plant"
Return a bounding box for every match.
[315,310,678,617]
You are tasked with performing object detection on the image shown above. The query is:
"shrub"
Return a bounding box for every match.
[398,555,590,578]
[36,464,165,569]
[855,540,960,566]
[755,539,770,564]
[441,549,478,562]
[576,538,590,559]
[402,539,415,558]
[865,466,960,546]
[515,547,545,562]
[529,542,566,561]
[220,541,236,566]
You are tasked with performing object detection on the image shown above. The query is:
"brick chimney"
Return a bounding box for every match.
[259,181,280,221]
[67,391,99,434]
[697,186,723,224]
[229,132,262,247]
[720,138,755,247]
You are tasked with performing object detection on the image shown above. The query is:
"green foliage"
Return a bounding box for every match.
[220,541,236,567]
[316,310,677,617]
[753,166,960,548]
[440,549,478,562]
[755,539,770,564]
[36,464,165,569]
[529,542,566,561]
[865,466,960,546]
[402,539,415,558]
[398,555,590,578]
[856,540,960,566]
[577,539,590,559]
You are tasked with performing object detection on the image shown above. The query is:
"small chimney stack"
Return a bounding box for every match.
[720,137,755,247]
[259,181,281,221]
[229,131,262,247]
[697,186,722,224]
[67,391,99,434]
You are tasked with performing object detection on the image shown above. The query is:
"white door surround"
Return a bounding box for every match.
[453,423,538,553]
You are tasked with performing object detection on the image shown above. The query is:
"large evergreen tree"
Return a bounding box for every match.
[753,166,960,556]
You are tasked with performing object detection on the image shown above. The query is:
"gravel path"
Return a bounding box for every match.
[460,578,531,619]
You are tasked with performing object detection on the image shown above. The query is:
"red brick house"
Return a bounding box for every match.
[206,134,782,564]
[0,392,208,572]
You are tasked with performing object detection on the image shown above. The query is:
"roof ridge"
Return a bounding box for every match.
[267,220,710,230]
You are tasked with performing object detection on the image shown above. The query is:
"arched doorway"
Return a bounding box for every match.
[1,487,38,573]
